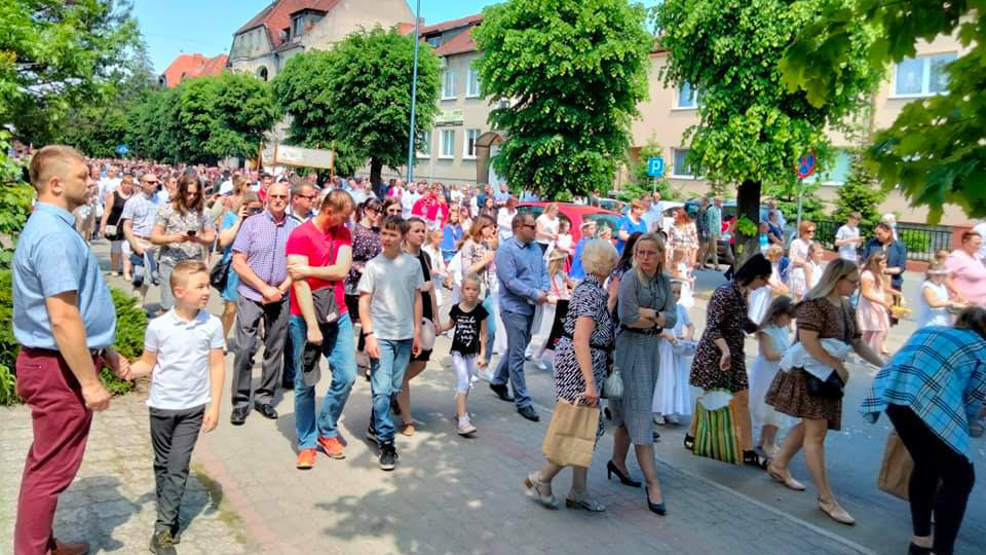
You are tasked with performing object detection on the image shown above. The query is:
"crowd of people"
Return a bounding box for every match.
[11,146,986,555]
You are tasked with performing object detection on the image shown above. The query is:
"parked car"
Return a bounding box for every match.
[516,202,622,244]
[591,197,627,214]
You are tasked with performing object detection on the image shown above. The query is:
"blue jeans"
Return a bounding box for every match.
[483,295,496,361]
[290,314,357,449]
[491,309,535,409]
[369,338,412,445]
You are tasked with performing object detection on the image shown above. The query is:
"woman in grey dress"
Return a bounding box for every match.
[524,240,620,512]
[607,233,677,515]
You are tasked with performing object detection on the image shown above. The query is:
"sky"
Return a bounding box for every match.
[134,0,506,74]
[133,0,659,74]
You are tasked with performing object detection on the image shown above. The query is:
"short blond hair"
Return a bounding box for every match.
[580,239,619,277]
[170,260,208,291]
[29,145,85,191]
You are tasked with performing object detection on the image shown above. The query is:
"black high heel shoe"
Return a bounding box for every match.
[606,460,641,488]
[645,486,666,515]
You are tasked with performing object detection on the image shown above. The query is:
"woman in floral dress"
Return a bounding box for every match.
[686,253,772,468]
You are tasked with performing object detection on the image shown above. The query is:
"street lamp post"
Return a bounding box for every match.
[406,0,421,183]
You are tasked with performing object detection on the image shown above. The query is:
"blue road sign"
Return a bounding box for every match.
[795,152,817,178]
[647,156,665,178]
[115,144,130,156]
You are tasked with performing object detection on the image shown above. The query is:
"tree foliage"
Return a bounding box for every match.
[273,27,440,186]
[832,151,887,235]
[656,0,882,260]
[474,0,652,199]
[620,137,680,202]
[781,0,986,223]
[125,72,278,165]
[0,0,142,145]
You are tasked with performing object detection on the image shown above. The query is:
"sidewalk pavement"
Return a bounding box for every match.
[1,242,932,554]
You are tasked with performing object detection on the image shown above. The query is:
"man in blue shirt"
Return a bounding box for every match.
[13,145,129,555]
[490,213,550,421]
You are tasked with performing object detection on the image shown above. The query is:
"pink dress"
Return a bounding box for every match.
[856,270,889,332]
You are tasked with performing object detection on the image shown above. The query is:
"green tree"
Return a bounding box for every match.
[832,152,886,236]
[58,41,156,157]
[273,27,440,188]
[0,0,142,146]
[656,0,882,261]
[621,138,679,202]
[780,1,985,223]
[124,72,277,165]
[474,0,653,199]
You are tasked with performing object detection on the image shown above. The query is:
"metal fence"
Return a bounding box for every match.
[810,219,954,262]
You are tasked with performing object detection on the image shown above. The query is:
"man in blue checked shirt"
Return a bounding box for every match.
[490,213,550,422]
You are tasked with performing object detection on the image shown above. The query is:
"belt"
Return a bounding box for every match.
[560,332,614,352]
[620,325,663,336]
[21,346,106,358]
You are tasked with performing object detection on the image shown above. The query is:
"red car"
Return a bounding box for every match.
[516,202,622,244]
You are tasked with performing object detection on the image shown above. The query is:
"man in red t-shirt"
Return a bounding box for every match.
[285,189,356,468]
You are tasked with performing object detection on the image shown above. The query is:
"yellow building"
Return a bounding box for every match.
[627,34,974,225]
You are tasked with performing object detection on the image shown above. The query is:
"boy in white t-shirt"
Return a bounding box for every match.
[358,215,423,471]
[126,260,225,554]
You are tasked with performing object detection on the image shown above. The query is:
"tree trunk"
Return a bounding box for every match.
[370,157,384,198]
[735,178,762,267]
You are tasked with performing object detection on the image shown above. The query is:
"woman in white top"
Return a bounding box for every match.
[749,245,789,324]
[536,203,561,254]
[787,220,815,301]
[917,263,960,328]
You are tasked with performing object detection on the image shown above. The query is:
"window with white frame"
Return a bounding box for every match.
[675,82,698,109]
[671,148,695,178]
[467,68,481,97]
[806,149,852,185]
[417,130,432,158]
[440,129,456,158]
[894,53,957,97]
[442,70,456,99]
[464,129,480,159]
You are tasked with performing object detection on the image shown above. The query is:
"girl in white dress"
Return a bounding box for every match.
[748,245,788,325]
[916,263,959,328]
[807,241,824,290]
[786,221,814,300]
[529,250,572,368]
[749,295,795,459]
[652,280,695,425]
[668,249,695,309]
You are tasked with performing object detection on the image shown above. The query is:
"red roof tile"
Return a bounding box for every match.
[160,53,228,87]
[420,13,482,36]
[433,28,477,57]
[235,0,341,49]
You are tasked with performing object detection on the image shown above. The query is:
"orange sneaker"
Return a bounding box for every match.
[317,435,346,459]
[296,448,317,469]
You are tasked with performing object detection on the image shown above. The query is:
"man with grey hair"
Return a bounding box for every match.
[230,182,298,424]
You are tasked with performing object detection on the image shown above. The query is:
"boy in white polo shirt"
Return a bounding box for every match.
[127,260,225,555]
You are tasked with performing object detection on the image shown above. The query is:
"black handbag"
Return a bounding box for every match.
[311,236,341,324]
[804,299,852,399]
[804,371,845,399]
[209,258,231,291]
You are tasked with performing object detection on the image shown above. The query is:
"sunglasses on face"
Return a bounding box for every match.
[268,194,288,200]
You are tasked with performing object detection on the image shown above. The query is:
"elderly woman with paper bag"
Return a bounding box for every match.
[524,240,619,513]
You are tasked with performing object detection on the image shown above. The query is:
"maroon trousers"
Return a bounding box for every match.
[14,348,96,555]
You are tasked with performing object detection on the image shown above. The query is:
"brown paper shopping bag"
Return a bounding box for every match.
[541,398,600,468]
[877,432,913,500]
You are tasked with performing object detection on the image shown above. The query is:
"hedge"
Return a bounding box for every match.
[0,270,146,405]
